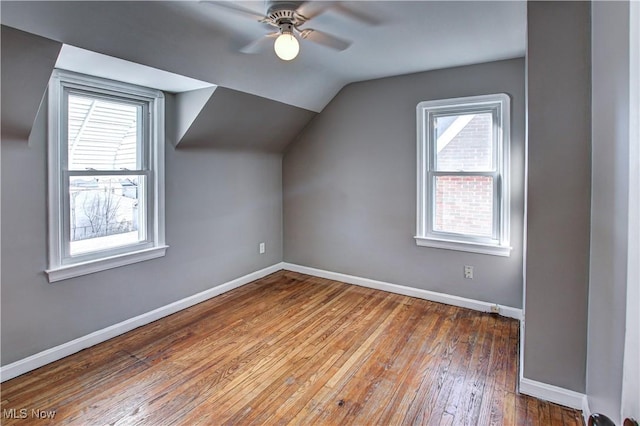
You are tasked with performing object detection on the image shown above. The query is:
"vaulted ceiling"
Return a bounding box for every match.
[0,1,526,113]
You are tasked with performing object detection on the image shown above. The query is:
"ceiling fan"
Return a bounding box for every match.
[201,1,379,61]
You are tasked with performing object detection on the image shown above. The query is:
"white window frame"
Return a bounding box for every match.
[415,93,511,257]
[46,69,167,282]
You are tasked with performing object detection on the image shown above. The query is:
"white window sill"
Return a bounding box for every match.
[414,236,511,257]
[46,245,168,283]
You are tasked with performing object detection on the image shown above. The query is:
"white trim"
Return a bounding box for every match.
[416,93,511,255]
[622,2,640,422]
[51,69,165,100]
[521,40,530,397]
[47,69,166,282]
[519,377,586,410]
[582,394,592,426]
[46,245,169,283]
[1,263,284,382]
[519,316,526,401]
[282,263,523,320]
[415,236,511,257]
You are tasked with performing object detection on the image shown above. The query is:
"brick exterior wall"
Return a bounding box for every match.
[434,114,494,237]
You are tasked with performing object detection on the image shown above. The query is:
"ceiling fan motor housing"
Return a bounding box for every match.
[267,1,306,27]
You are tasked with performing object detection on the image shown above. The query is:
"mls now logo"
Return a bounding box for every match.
[3,409,28,419]
[3,408,57,419]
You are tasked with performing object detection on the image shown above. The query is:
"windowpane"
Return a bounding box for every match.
[68,93,140,171]
[69,175,145,255]
[435,113,493,171]
[434,175,493,237]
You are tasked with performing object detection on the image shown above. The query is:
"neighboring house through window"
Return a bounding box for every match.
[416,93,511,256]
[46,69,167,282]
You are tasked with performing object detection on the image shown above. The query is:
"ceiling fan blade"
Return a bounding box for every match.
[298,29,351,51]
[239,32,278,54]
[199,1,266,21]
[296,1,333,21]
[331,3,382,26]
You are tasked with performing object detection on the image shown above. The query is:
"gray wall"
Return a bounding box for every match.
[524,1,591,392]
[1,92,283,365]
[587,1,631,422]
[0,26,61,141]
[283,58,525,308]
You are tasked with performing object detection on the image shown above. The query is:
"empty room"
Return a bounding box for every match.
[1,1,638,425]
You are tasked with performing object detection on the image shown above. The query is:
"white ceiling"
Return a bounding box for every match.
[0,1,526,112]
[56,45,215,93]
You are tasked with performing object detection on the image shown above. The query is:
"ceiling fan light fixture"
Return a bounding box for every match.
[274,32,299,61]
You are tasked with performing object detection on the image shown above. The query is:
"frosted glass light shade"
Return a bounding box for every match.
[274,33,299,61]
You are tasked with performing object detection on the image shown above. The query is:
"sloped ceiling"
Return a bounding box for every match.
[1,1,525,152]
[175,87,316,152]
[0,1,526,113]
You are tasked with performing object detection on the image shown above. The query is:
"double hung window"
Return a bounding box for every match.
[46,70,166,282]
[416,93,511,256]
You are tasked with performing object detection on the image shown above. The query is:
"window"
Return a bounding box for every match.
[46,70,167,282]
[415,93,510,256]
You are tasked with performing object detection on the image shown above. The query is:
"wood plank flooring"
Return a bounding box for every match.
[1,271,584,425]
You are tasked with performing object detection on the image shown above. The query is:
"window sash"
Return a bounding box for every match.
[430,108,499,173]
[61,170,154,264]
[62,88,149,172]
[426,171,501,244]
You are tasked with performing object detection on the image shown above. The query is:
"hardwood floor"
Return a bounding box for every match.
[1,271,584,425]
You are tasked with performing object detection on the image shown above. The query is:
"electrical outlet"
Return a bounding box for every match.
[464,265,473,279]
[490,304,500,314]
[259,242,265,254]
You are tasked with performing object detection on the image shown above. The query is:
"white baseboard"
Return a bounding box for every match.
[282,263,523,320]
[582,394,591,425]
[0,262,285,383]
[519,377,586,410]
